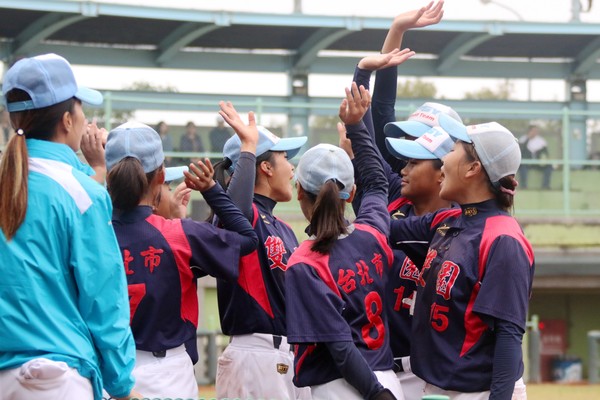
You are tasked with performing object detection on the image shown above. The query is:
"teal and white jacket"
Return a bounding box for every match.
[0,139,135,400]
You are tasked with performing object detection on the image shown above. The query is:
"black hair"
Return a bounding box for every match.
[305,180,348,254]
[107,157,160,211]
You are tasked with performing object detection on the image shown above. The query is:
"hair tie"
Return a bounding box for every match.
[500,186,515,196]
[16,129,24,136]
[500,177,518,196]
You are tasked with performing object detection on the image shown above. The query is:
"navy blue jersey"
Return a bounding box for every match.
[286,221,394,387]
[286,121,394,388]
[217,195,298,336]
[385,198,419,358]
[390,200,534,392]
[113,206,241,357]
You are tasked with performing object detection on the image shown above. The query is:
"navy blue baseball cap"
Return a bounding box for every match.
[223,126,307,173]
[3,53,103,112]
[105,122,164,173]
[386,126,455,160]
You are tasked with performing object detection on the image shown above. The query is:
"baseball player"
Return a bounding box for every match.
[342,4,462,397]
[286,83,402,400]
[212,102,309,400]
[389,116,534,399]
[104,122,258,399]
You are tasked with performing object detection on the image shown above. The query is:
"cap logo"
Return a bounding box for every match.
[415,127,454,159]
[408,104,443,127]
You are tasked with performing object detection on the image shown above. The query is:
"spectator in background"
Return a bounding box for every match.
[156,121,173,167]
[179,121,204,165]
[209,115,232,154]
[518,124,552,190]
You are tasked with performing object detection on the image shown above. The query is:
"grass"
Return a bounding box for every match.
[198,384,600,399]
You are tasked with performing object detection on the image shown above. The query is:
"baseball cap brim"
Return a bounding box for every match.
[386,137,437,160]
[75,86,103,106]
[165,166,188,182]
[384,120,431,138]
[439,113,470,143]
[271,136,308,160]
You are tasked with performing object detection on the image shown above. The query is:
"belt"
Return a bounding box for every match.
[272,335,282,349]
[152,350,167,358]
[393,358,404,373]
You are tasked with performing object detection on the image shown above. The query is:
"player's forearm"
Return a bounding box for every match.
[226,151,256,220]
[489,319,524,400]
[324,341,384,399]
[202,183,258,253]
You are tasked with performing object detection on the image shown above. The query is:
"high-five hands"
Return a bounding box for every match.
[338,82,371,126]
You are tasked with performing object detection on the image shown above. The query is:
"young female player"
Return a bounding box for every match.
[389,116,534,400]
[285,83,402,400]
[211,102,309,400]
[104,121,258,399]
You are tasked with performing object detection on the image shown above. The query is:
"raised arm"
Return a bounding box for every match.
[217,101,259,220]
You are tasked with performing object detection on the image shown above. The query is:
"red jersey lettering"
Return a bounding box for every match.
[399,256,420,284]
[356,260,374,286]
[436,261,460,300]
[265,236,288,271]
[371,253,384,278]
[123,249,135,275]
[140,246,163,273]
[337,269,357,294]
[419,248,438,287]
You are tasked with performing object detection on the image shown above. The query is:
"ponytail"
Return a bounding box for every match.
[0,132,28,239]
[107,157,159,211]
[307,180,348,254]
[493,175,518,212]
[0,89,75,239]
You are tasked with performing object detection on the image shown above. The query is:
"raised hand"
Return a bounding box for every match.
[169,181,192,218]
[337,122,354,159]
[338,83,371,126]
[358,48,416,71]
[218,101,258,153]
[184,158,216,192]
[393,0,444,31]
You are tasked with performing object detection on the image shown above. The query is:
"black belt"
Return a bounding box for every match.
[393,358,404,373]
[152,350,167,358]
[272,335,282,349]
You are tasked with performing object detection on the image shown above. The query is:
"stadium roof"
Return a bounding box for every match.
[1,0,600,80]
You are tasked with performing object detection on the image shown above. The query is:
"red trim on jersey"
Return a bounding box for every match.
[387,197,411,214]
[431,208,462,229]
[236,204,275,318]
[354,223,394,267]
[295,344,316,377]
[289,242,341,298]
[460,215,534,357]
[146,214,198,326]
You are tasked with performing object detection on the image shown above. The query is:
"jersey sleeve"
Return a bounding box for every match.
[71,190,136,398]
[473,235,534,329]
[226,151,256,221]
[473,236,533,329]
[346,121,390,236]
[182,218,242,282]
[373,65,405,196]
[286,263,353,343]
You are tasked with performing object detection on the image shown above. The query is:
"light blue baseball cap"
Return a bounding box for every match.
[222,126,307,173]
[295,143,354,200]
[105,121,164,173]
[3,53,103,112]
[165,166,188,182]
[439,114,521,184]
[386,126,455,160]
[384,102,463,138]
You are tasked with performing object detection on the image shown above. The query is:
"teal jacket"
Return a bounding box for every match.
[0,139,135,399]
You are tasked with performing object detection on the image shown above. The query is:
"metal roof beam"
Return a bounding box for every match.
[156,22,223,66]
[11,12,89,56]
[293,28,354,72]
[571,36,600,77]
[3,1,600,34]
[436,32,494,74]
